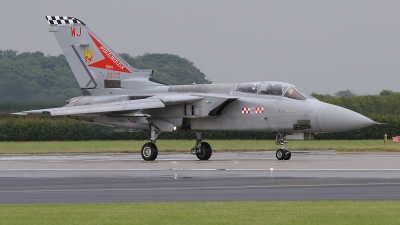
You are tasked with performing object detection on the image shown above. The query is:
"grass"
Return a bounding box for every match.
[0,201,399,225]
[0,139,399,154]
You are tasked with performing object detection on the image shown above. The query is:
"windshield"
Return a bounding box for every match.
[237,82,310,99]
[284,88,306,100]
[296,87,315,99]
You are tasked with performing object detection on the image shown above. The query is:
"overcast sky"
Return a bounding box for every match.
[1,0,399,95]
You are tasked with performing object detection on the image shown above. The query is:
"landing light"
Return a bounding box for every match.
[172,125,180,131]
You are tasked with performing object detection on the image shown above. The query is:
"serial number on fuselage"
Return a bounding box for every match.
[106,73,121,79]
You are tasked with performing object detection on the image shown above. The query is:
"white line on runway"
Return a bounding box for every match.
[1,169,400,171]
[1,182,400,193]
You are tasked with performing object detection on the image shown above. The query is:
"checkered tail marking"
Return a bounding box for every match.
[45,16,85,25]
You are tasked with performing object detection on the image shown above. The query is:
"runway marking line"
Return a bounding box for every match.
[0,182,399,193]
[1,169,400,171]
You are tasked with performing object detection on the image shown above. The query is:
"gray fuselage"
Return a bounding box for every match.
[67,81,375,134]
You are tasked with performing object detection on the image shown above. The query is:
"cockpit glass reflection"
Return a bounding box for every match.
[284,88,306,100]
[236,83,258,94]
[296,87,315,99]
[258,83,283,96]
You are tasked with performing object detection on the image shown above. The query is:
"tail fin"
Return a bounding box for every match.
[45,16,157,94]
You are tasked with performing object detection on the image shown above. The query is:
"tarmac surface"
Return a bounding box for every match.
[1,151,400,203]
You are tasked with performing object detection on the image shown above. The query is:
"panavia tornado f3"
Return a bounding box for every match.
[14,16,377,161]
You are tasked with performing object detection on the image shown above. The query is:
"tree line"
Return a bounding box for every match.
[1,50,399,141]
[0,114,397,141]
[312,90,400,117]
[0,50,210,106]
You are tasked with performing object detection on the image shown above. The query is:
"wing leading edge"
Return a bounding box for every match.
[13,95,205,117]
[13,98,164,117]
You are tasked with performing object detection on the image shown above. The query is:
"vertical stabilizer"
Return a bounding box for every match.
[45,16,157,93]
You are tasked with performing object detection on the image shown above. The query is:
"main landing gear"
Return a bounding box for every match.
[140,126,212,161]
[275,132,291,160]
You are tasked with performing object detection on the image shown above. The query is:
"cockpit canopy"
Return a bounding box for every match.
[64,96,81,106]
[236,81,314,100]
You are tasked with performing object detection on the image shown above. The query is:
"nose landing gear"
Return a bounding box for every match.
[141,125,160,161]
[191,132,212,160]
[275,132,291,160]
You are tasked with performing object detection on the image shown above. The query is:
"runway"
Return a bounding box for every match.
[1,151,400,203]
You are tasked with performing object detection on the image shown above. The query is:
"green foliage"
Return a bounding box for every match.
[4,88,400,141]
[311,92,332,99]
[2,49,400,141]
[0,50,211,108]
[0,115,276,141]
[2,140,399,154]
[0,202,399,225]
[313,92,400,117]
[334,89,356,97]
[0,100,63,113]
[311,92,400,139]
[1,114,400,141]
[0,116,141,141]
[120,53,211,85]
[0,50,80,102]
[380,89,394,96]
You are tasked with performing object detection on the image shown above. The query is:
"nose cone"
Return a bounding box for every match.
[317,103,376,132]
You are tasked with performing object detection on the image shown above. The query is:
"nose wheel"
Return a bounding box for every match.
[275,133,291,160]
[191,132,212,160]
[192,142,212,160]
[141,124,161,161]
[141,142,158,161]
[276,149,291,160]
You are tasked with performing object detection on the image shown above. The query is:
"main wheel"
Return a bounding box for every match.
[196,142,212,160]
[276,149,285,160]
[141,142,158,161]
[284,150,291,160]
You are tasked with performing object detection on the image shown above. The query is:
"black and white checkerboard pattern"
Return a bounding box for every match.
[45,16,85,25]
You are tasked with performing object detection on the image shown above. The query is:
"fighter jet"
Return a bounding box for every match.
[14,16,377,161]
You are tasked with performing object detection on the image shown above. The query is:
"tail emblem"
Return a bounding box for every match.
[84,47,94,63]
[86,32,131,73]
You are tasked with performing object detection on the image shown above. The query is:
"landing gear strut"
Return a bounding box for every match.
[275,132,291,160]
[141,124,160,161]
[140,127,213,161]
[191,132,212,160]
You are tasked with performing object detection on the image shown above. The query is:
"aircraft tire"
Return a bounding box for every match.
[141,142,158,161]
[196,142,212,160]
[276,149,285,160]
[284,150,291,160]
